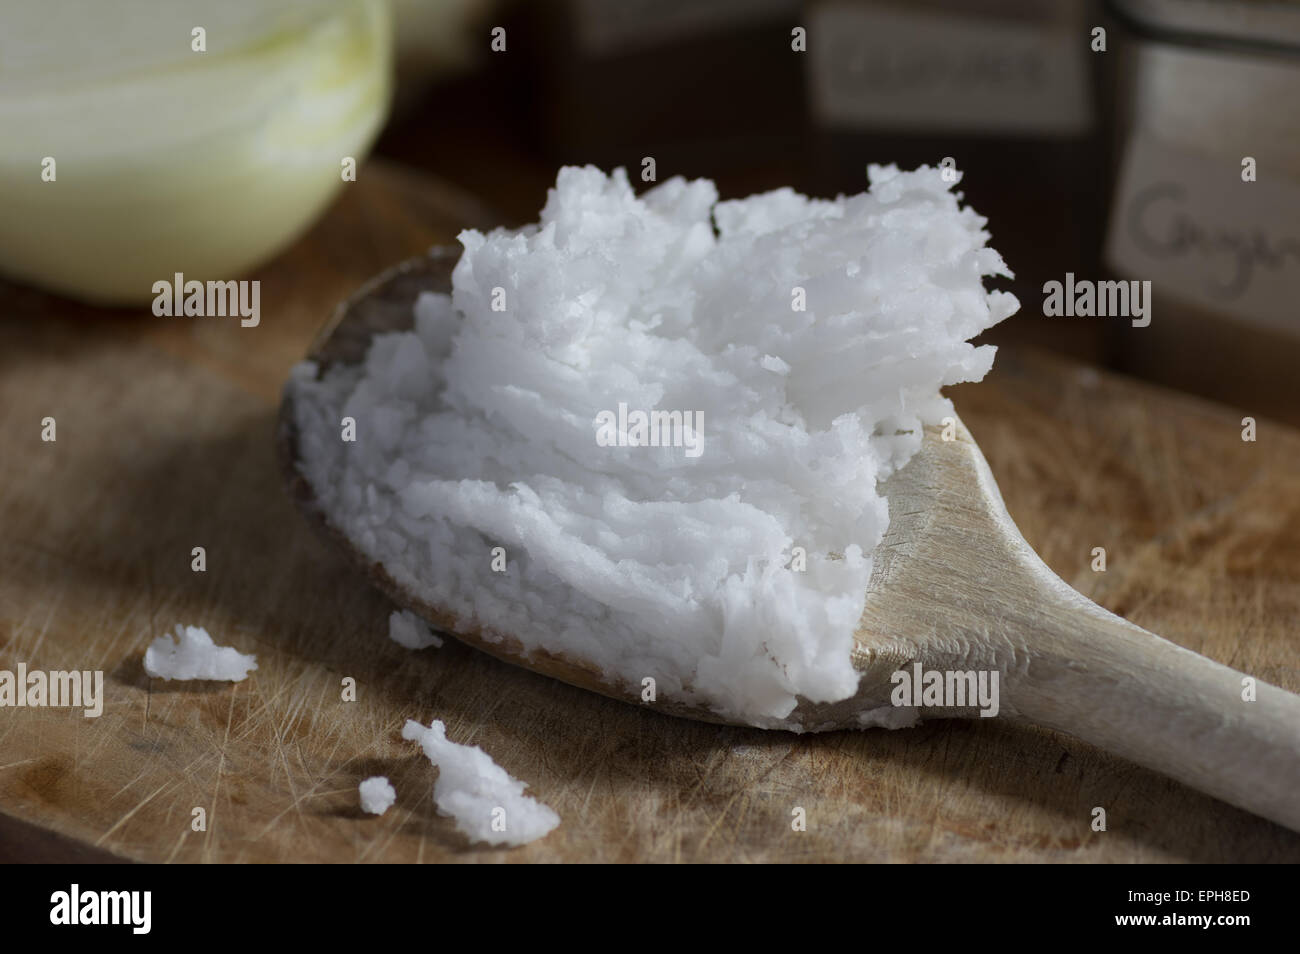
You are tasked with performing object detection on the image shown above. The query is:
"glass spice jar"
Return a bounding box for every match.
[1104,0,1300,419]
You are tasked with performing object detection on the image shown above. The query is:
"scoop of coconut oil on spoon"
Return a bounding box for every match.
[279,248,1300,833]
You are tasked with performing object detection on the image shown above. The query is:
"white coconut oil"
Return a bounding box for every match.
[291,164,1017,727]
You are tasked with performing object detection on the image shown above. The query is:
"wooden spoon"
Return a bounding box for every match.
[278,248,1300,832]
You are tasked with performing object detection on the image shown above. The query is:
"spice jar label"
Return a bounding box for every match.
[807,2,1092,135]
[1105,133,1300,339]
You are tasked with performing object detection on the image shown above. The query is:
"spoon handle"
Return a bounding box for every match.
[1011,594,1300,832]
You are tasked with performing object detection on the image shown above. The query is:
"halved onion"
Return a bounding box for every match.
[0,0,392,305]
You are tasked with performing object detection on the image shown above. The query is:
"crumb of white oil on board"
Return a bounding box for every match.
[402,719,560,847]
[388,609,442,649]
[143,625,257,682]
[359,776,397,815]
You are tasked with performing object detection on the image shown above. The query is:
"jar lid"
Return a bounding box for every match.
[1111,0,1300,53]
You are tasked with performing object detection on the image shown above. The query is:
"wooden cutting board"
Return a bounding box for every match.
[1,162,1297,863]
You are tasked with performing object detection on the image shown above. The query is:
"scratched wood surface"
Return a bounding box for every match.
[1,162,1297,863]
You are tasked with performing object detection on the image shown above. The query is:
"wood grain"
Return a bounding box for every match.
[0,162,1297,862]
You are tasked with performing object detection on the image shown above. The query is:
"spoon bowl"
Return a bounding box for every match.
[279,247,1300,831]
